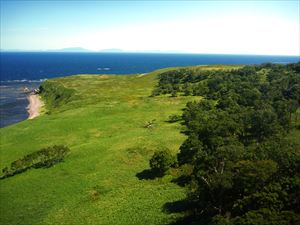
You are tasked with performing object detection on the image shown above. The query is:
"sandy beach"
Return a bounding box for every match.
[27,94,43,119]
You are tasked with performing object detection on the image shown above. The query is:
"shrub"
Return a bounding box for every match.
[1,145,70,179]
[149,149,176,175]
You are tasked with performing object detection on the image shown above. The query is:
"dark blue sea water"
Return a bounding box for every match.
[1,52,299,81]
[0,52,299,127]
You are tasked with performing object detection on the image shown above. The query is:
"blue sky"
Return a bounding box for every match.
[0,0,299,55]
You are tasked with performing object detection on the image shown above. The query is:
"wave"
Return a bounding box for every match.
[0,78,47,83]
[273,62,290,64]
[97,67,110,71]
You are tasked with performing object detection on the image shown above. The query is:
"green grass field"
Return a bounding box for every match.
[0,65,238,225]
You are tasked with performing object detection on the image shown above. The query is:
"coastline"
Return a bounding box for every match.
[27,94,43,119]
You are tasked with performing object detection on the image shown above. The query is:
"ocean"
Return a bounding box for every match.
[0,52,299,127]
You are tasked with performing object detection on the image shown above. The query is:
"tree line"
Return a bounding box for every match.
[150,62,300,224]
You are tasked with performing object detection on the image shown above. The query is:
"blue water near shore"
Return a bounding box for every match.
[0,81,41,127]
[0,52,299,127]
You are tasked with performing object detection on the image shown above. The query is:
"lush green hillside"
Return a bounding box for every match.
[0,65,238,225]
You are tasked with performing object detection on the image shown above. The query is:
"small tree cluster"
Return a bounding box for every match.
[151,68,210,97]
[1,145,70,179]
[149,149,176,175]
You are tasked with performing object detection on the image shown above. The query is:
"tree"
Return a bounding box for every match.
[151,62,300,225]
[149,149,176,175]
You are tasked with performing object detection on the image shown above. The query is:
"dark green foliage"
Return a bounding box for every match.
[1,145,70,179]
[151,68,210,96]
[212,209,300,225]
[168,114,182,123]
[150,88,161,97]
[149,149,177,175]
[155,62,300,224]
[39,80,75,110]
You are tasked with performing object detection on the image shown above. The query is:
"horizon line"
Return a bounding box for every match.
[1,50,299,57]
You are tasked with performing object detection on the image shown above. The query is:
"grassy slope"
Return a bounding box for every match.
[0,65,238,225]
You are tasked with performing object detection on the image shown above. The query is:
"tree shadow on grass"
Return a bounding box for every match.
[168,216,196,225]
[171,175,191,187]
[163,199,198,225]
[136,169,164,180]
[164,199,193,213]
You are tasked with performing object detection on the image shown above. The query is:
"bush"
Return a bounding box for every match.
[149,149,176,175]
[1,145,70,179]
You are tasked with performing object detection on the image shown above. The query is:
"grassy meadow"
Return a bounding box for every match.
[1,66,240,225]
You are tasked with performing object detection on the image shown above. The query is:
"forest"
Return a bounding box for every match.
[151,62,300,224]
